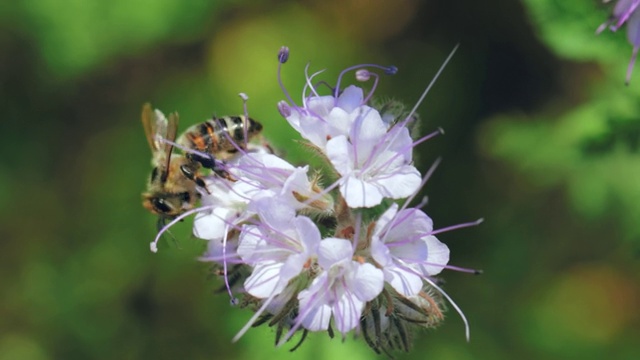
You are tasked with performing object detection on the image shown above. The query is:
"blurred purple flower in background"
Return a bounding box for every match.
[597,0,640,84]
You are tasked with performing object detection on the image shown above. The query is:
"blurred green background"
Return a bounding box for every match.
[1,0,639,359]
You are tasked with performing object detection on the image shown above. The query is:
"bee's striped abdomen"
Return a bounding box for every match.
[177,115,263,161]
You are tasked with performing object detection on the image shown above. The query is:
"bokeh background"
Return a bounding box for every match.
[1,0,639,359]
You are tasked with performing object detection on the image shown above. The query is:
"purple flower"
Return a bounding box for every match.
[147,45,480,354]
[296,238,384,335]
[284,85,373,151]
[231,152,333,212]
[192,177,254,243]
[597,0,640,84]
[238,199,320,298]
[370,204,450,297]
[280,63,423,208]
[327,115,421,208]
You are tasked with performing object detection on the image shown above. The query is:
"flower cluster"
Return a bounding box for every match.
[597,0,640,84]
[150,46,480,355]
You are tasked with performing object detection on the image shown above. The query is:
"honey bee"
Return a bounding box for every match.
[141,103,263,229]
[176,112,263,174]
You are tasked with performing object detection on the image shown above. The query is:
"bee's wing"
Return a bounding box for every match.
[142,103,179,172]
[161,111,179,172]
[165,111,179,146]
[141,103,159,152]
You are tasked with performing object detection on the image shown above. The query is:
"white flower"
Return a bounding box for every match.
[285,85,372,151]
[193,176,254,242]
[151,46,476,352]
[327,112,422,208]
[194,152,332,243]
[297,238,384,334]
[237,199,320,298]
[371,204,450,297]
[231,152,332,212]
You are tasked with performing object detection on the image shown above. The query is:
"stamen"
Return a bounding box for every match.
[403,44,459,128]
[355,69,371,81]
[277,46,297,109]
[626,46,639,86]
[411,127,445,148]
[277,100,291,117]
[596,18,614,34]
[150,204,217,253]
[198,251,243,264]
[361,72,380,105]
[238,92,250,148]
[423,276,470,342]
[233,285,280,342]
[312,80,336,93]
[218,125,251,158]
[416,196,429,208]
[221,224,238,304]
[230,156,294,190]
[334,63,397,99]
[394,258,470,340]
[384,66,398,75]
[615,1,640,30]
[278,46,289,64]
[302,64,326,106]
[242,217,306,253]
[428,218,484,236]
[376,158,441,246]
[398,157,442,215]
[439,263,483,275]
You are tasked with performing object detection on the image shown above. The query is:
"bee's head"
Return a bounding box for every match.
[142,191,195,217]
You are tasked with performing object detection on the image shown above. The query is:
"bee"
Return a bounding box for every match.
[141,103,263,229]
[176,112,263,175]
[141,104,201,227]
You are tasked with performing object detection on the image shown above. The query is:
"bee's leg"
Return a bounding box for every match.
[213,167,232,181]
[192,153,234,180]
[189,152,217,170]
[195,175,211,194]
[180,165,211,194]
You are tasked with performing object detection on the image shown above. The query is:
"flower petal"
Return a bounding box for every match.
[333,291,364,334]
[298,273,332,331]
[336,85,363,113]
[244,261,284,298]
[422,235,450,276]
[340,175,384,208]
[317,238,353,270]
[374,165,422,199]
[348,262,384,302]
[294,216,322,253]
[384,266,423,297]
[193,208,234,241]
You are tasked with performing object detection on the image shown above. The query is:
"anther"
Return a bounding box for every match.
[384,65,398,75]
[277,100,291,117]
[278,46,290,64]
[355,69,371,81]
